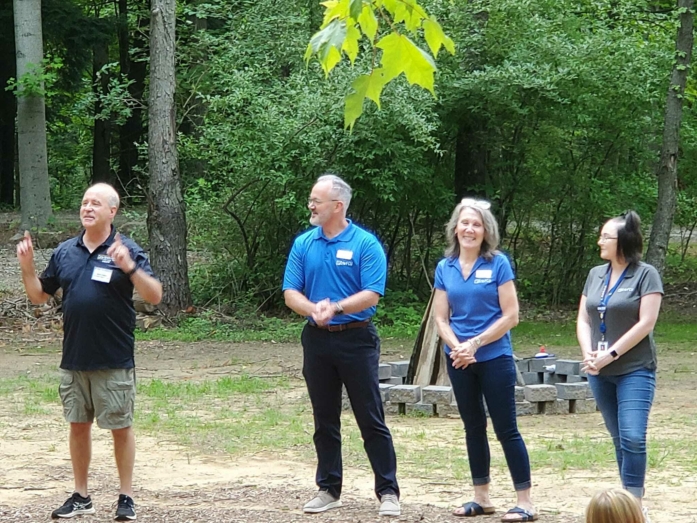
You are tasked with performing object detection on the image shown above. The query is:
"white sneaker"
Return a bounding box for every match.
[379,493,400,517]
[642,506,651,523]
[303,490,342,513]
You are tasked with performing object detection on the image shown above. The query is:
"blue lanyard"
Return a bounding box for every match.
[597,265,629,341]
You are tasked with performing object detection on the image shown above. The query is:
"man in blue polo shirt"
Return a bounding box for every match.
[283,174,400,517]
[17,183,162,521]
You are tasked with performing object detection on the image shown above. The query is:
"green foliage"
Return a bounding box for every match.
[5,55,64,98]
[305,0,455,128]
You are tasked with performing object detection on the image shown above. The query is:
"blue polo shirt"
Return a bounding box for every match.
[40,227,156,371]
[282,220,386,324]
[434,253,515,362]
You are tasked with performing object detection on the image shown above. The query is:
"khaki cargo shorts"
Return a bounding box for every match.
[58,368,135,430]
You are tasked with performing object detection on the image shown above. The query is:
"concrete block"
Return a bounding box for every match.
[516,359,530,372]
[379,383,395,403]
[529,357,557,372]
[389,385,422,404]
[436,403,460,418]
[572,398,597,414]
[555,360,582,376]
[515,386,525,402]
[388,360,410,378]
[544,399,570,415]
[566,375,587,383]
[422,386,453,405]
[384,402,400,415]
[405,402,435,416]
[522,372,542,385]
[524,384,557,403]
[543,373,564,385]
[381,377,404,385]
[516,400,536,416]
[555,382,590,400]
[378,363,392,380]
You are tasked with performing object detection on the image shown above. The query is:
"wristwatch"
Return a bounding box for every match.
[471,336,482,348]
[610,349,619,360]
[333,302,344,315]
[126,265,138,277]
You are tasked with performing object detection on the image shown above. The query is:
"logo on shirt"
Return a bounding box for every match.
[474,279,493,284]
[336,260,354,267]
[97,254,114,264]
[616,288,634,293]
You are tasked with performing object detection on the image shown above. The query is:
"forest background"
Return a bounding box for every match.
[2,0,697,333]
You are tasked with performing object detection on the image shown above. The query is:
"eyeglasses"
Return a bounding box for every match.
[307,198,339,206]
[460,198,491,210]
[598,235,618,242]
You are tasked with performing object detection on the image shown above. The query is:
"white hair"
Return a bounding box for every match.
[317,174,352,209]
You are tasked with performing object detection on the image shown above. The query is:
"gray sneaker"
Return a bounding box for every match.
[642,506,651,523]
[303,489,342,513]
[379,493,400,517]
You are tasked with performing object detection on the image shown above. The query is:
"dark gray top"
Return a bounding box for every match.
[583,261,663,376]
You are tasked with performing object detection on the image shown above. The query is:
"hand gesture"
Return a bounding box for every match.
[16,231,35,272]
[450,340,477,369]
[312,298,334,326]
[582,353,599,376]
[107,233,136,274]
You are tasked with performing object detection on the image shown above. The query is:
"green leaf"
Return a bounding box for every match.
[349,0,363,21]
[308,19,348,75]
[377,33,436,94]
[321,0,350,27]
[342,24,361,64]
[423,16,455,58]
[384,0,427,32]
[357,5,378,43]
[344,70,388,129]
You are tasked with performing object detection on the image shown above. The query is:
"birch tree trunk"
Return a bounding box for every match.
[13,0,51,229]
[646,0,694,274]
[147,0,192,314]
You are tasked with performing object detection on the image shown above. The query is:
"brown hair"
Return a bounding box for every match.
[586,488,643,523]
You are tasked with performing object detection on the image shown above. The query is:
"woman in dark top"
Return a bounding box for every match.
[576,211,662,519]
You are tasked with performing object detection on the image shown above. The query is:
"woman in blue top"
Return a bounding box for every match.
[434,198,536,522]
[576,211,662,519]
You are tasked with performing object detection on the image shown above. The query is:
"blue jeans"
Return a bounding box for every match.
[447,354,532,491]
[588,368,656,498]
[301,323,399,500]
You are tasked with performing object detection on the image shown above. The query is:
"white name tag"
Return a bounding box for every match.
[92,267,113,283]
[336,250,353,260]
[597,341,608,352]
[475,269,492,278]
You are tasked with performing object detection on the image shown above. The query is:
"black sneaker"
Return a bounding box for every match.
[51,492,96,518]
[115,494,136,521]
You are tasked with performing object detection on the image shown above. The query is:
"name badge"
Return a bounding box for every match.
[475,269,492,278]
[92,267,113,283]
[597,341,608,352]
[336,250,353,260]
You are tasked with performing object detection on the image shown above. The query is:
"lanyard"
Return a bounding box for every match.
[597,265,629,341]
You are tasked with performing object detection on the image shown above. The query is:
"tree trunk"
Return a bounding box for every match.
[147,0,191,314]
[117,0,147,198]
[91,37,111,184]
[13,0,52,229]
[646,0,694,275]
[0,46,16,206]
[453,118,488,201]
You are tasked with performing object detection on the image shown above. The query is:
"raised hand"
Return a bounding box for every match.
[16,230,35,272]
[107,233,136,274]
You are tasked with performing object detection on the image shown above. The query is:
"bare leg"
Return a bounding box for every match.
[112,426,135,497]
[70,422,92,497]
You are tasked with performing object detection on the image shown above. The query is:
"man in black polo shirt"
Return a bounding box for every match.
[17,183,162,521]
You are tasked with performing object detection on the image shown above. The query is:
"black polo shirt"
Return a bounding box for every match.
[40,227,156,371]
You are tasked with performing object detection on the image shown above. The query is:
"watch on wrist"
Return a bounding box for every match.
[472,336,482,348]
[126,265,138,277]
[333,302,344,315]
[610,349,619,360]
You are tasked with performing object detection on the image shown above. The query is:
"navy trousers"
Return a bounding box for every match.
[301,322,399,500]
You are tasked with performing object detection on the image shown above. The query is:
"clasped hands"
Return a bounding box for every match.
[312,298,336,326]
[582,352,612,376]
[449,339,478,369]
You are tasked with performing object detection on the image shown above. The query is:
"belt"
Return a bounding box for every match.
[309,320,371,332]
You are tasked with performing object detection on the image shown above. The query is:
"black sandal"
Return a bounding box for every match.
[501,506,538,522]
[453,501,496,517]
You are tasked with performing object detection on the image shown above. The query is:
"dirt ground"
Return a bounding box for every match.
[1,241,697,522]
